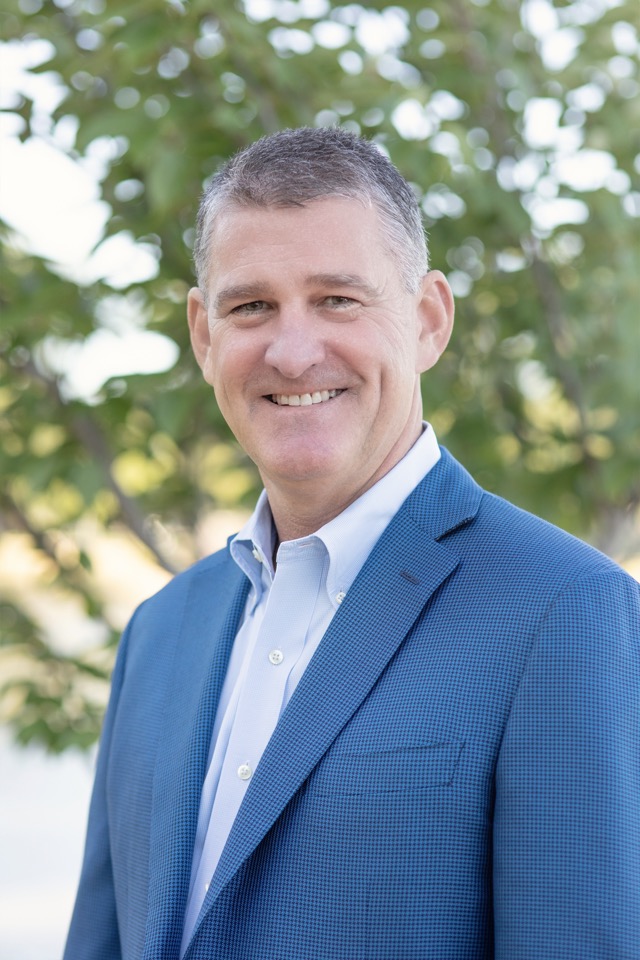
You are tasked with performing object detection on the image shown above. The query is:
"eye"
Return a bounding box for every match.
[229,300,270,324]
[231,300,269,315]
[323,295,358,308]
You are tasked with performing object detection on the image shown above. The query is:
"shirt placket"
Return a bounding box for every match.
[182,539,326,936]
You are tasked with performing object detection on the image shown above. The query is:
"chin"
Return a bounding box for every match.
[262,452,341,485]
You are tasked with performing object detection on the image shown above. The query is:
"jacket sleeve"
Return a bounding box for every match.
[63,612,136,960]
[493,567,640,959]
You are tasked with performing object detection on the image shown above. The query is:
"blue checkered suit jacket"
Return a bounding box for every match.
[64,450,640,959]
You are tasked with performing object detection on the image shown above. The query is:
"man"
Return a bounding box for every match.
[65,128,640,959]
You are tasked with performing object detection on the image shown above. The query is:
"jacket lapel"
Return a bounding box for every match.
[143,555,249,957]
[195,450,483,919]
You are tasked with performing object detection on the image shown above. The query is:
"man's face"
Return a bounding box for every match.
[189,197,452,511]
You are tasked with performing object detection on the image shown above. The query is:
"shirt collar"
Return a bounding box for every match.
[230,489,277,599]
[315,422,440,607]
[231,423,440,608]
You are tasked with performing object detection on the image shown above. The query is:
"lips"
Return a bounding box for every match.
[269,389,343,406]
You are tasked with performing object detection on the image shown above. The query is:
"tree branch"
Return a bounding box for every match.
[21,358,180,575]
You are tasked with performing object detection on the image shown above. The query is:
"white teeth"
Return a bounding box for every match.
[272,390,342,406]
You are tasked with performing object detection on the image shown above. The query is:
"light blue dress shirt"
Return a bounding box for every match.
[180,425,441,951]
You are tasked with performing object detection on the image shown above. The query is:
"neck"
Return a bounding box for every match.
[264,426,423,543]
[268,494,351,568]
[268,493,348,543]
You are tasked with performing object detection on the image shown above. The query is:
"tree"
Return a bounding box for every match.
[1,0,639,751]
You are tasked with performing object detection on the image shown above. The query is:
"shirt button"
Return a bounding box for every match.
[268,649,284,665]
[237,763,252,781]
[251,545,262,562]
[336,591,346,604]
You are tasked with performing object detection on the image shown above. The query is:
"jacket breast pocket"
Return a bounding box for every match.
[308,740,465,796]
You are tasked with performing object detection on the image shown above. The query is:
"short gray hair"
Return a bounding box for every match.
[193,127,428,294]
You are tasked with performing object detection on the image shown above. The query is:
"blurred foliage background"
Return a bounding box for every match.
[1,0,639,752]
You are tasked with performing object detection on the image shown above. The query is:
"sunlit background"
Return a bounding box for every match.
[1,21,240,960]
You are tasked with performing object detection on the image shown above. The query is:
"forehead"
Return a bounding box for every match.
[205,197,393,290]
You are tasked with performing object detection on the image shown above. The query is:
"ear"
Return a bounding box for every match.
[187,287,212,377]
[415,270,454,373]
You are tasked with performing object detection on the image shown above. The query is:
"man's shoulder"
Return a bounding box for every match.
[479,487,621,578]
[416,448,632,589]
[131,541,242,625]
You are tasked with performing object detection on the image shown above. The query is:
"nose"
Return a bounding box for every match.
[264,310,326,380]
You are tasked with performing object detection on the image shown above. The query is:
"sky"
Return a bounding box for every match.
[0,38,180,400]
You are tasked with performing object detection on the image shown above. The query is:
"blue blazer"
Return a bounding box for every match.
[65,450,640,959]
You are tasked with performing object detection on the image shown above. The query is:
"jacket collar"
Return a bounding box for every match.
[143,556,249,958]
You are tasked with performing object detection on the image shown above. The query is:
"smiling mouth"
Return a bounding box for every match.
[268,389,344,406]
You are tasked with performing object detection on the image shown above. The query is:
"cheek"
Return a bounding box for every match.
[377,347,419,390]
[206,338,263,415]
[205,335,241,388]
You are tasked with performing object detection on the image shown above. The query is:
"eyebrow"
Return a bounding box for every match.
[306,273,381,299]
[211,283,274,314]
[211,273,381,314]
